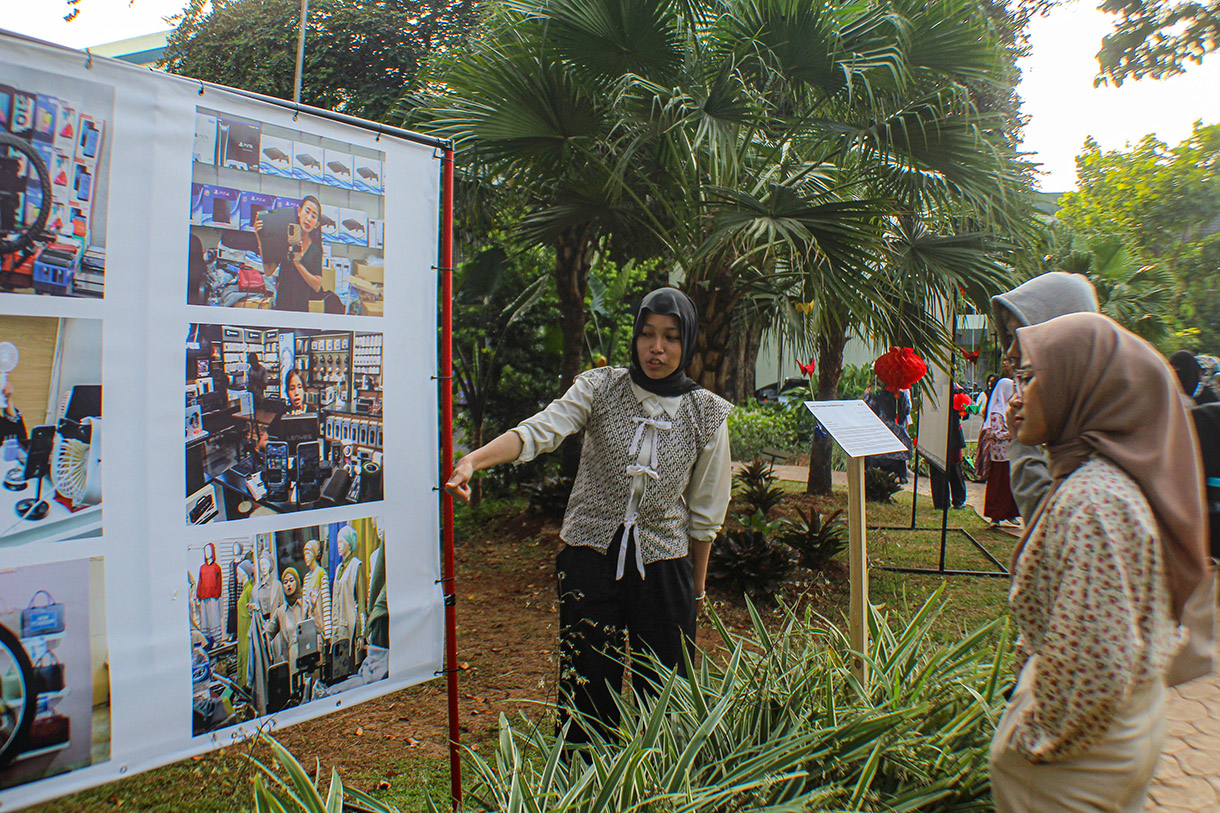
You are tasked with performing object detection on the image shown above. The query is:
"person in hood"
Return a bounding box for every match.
[446,287,733,745]
[991,272,1099,518]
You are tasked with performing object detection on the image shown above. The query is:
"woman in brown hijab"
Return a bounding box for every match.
[988,312,1208,813]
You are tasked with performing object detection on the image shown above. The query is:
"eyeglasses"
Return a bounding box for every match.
[1013,366,1035,396]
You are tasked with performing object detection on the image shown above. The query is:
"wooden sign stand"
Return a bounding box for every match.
[805,400,908,688]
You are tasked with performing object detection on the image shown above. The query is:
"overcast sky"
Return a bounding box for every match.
[4,0,1219,192]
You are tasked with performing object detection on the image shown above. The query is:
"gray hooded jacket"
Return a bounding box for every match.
[990,272,1099,518]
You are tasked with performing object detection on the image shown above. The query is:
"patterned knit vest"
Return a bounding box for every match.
[561,367,733,563]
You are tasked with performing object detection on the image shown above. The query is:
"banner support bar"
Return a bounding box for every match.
[439,146,462,810]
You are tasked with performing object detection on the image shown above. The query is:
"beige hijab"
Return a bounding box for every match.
[1013,312,1207,619]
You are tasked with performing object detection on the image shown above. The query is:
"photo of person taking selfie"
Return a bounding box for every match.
[253,196,324,313]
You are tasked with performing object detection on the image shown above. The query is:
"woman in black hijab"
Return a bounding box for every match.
[446,287,734,745]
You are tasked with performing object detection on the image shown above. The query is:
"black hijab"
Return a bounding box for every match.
[628,287,702,397]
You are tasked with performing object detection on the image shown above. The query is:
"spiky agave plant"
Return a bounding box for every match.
[440,589,1013,811]
[735,458,787,517]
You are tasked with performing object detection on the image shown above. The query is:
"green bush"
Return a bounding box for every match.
[733,458,786,516]
[865,467,903,502]
[708,510,796,601]
[727,402,800,459]
[781,506,847,570]
[436,590,1013,812]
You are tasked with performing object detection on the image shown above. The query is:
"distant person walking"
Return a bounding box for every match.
[982,375,1020,526]
[988,313,1208,813]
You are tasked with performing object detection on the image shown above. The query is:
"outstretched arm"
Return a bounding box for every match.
[444,431,524,503]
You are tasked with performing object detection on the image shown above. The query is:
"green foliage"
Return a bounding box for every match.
[1094,0,1220,84]
[440,591,1012,811]
[865,468,903,503]
[249,733,402,812]
[709,511,796,601]
[1055,124,1220,349]
[727,402,801,460]
[733,459,786,517]
[781,506,847,570]
[161,0,478,121]
[520,475,575,520]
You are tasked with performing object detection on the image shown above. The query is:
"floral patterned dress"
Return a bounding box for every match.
[1006,455,1178,762]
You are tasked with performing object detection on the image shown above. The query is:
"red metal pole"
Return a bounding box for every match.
[439,145,461,810]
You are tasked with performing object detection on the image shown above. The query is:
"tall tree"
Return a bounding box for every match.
[1056,124,1220,348]
[160,0,478,121]
[1016,0,1219,85]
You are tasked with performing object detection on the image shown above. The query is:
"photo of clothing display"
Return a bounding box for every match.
[197,543,223,642]
[301,541,331,643]
[331,526,362,645]
[247,555,285,714]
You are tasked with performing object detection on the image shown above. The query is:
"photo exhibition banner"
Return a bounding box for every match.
[0,32,445,810]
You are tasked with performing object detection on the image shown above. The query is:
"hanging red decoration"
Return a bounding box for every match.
[873,347,927,394]
[799,359,816,376]
[952,391,972,418]
[961,349,980,363]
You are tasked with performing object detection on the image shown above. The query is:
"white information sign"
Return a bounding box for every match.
[0,33,445,811]
[804,400,907,458]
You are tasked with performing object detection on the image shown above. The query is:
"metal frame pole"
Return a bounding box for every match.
[292,0,308,104]
[439,147,462,809]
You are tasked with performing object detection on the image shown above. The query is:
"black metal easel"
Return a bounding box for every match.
[869,299,1008,578]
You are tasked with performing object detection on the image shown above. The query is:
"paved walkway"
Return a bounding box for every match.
[765,463,1220,811]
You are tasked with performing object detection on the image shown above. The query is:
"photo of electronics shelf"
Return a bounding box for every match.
[187,108,386,315]
[186,322,384,525]
[294,332,382,451]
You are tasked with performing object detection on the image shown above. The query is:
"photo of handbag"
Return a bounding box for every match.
[20,590,65,638]
[26,712,69,749]
[32,650,64,695]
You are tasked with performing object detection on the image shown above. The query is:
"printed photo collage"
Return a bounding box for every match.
[0,66,110,792]
[181,107,391,744]
[187,107,387,316]
[1,88,393,796]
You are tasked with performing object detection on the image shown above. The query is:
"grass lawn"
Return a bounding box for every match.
[42,484,1016,812]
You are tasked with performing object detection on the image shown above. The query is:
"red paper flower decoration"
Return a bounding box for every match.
[962,349,980,363]
[952,391,972,418]
[873,347,927,394]
[799,360,816,376]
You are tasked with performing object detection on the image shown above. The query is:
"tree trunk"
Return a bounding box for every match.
[468,417,484,507]
[684,266,741,399]
[554,225,593,478]
[728,318,763,402]
[806,316,849,495]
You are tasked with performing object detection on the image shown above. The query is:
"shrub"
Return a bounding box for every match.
[733,458,786,516]
[708,510,795,601]
[727,402,800,459]
[436,590,1013,812]
[782,506,846,570]
[865,467,903,502]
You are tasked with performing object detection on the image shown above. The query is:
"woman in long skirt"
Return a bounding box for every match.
[983,376,1020,525]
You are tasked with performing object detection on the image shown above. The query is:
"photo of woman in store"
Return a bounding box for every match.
[283,368,308,415]
[253,197,324,313]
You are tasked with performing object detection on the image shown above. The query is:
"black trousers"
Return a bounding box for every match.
[929,461,966,509]
[555,528,694,745]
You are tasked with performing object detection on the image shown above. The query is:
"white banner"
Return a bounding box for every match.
[0,32,444,810]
